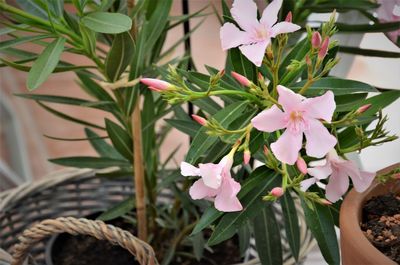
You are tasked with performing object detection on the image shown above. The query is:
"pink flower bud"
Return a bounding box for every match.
[258,72,264,81]
[263,145,269,156]
[218,69,225,77]
[271,187,284,198]
[140,78,170,91]
[148,86,161,92]
[296,157,308,175]
[305,55,312,66]
[356,104,371,114]
[311,32,322,48]
[285,11,292,22]
[393,173,400,179]
[319,198,332,205]
[231,71,251,87]
[318,37,329,60]
[243,150,251,165]
[191,114,207,126]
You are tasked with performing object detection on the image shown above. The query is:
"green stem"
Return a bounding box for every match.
[298,78,315,94]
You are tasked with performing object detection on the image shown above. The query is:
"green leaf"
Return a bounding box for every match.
[280,192,300,261]
[81,12,132,34]
[97,197,135,221]
[356,90,400,116]
[238,222,251,257]
[189,232,205,261]
[290,77,377,96]
[84,128,124,160]
[105,119,133,161]
[0,35,52,51]
[207,170,280,246]
[339,46,400,58]
[16,0,48,19]
[105,32,135,82]
[253,205,282,265]
[185,101,249,164]
[14,93,90,106]
[279,38,310,79]
[77,72,114,102]
[336,21,400,33]
[49,156,130,168]
[165,119,201,138]
[37,101,105,130]
[145,0,172,52]
[27,37,66,90]
[301,198,340,265]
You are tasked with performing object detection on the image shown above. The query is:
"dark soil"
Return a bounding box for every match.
[361,193,400,264]
[51,217,243,265]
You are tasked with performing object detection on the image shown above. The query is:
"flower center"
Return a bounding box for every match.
[253,26,269,41]
[287,111,308,134]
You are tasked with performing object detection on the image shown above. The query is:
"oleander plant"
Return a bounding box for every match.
[1,0,400,264]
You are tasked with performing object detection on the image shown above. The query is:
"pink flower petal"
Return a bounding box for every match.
[300,178,318,191]
[325,170,349,202]
[214,177,243,212]
[271,129,303,165]
[251,105,287,132]
[230,0,259,32]
[239,40,269,67]
[180,162,200,176]
[307,163,332,180]
[199,163,223,189]
[189,179,218,200]
[220,22,251,50]
[303,91,336,122]
[341,161,376,193]
[260,0,282,27]
[277,85,305,113]
[271,22,301,37]
[304,119,337,158]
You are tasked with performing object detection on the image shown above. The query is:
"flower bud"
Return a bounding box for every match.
[140,78,171,91]
[393,173,400,179]
[311,32,322,48]
[243,150,251,165]
[218,69,225,77]
[285,11,292,22]
[258,72,264,81]
[318,37,330,60]
[231,71,250,87]
[271,187,284,198]
[305,55,312,66]
[356,104,371,114]
[263,145,269,156]
[296,157,308,175]
[191,114,207,126]
[148,86,161,92]
[319,198,332,205]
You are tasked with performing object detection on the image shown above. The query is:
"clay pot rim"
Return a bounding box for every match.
[340,163,400,265]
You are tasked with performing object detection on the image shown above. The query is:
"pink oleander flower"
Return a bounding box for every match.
[140,78,171,91]
[251,85,337,165]
[220,0,300,66]
[180,155,243,212]
[356,104,372,114]
[377,0,400,43]
[300,149,376,203]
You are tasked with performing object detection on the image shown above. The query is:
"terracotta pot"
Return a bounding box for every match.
[340,163,400,265]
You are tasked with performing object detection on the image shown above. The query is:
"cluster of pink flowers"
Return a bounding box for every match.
[141,0,376,211]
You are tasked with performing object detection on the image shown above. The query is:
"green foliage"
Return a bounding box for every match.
[81,12,132,34]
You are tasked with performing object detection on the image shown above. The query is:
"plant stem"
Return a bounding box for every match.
[129,0,147,241]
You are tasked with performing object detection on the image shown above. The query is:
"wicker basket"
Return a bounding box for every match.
[0,168,315,265]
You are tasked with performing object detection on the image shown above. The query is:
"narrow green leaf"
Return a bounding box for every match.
[84,128,125,160]
[301,198,340,265]
[97,197,135,221]
[0,35,51,51]
[165,119,201,138]
[185,101,249,164]
[207,171,280,246]
[290,77,377,96]
[339,46,400,58]
[27,37,66,90]
[238,222,251,257]
[145,0,172,52]
[189,232,205,261]
[105,119,133,161]
[336,21,400,33]
[14,93,90,105]
[356,90,400,116]
[105,32,135,82]
[16,0,48,19]
[49,156,130,168]
[37,101,105,130]
[77,72,114,102]
[81,12,132,34]
[253,205,282,265]
[280,192,300,261]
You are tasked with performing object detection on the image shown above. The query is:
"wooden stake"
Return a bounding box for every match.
[128,0,147,241]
